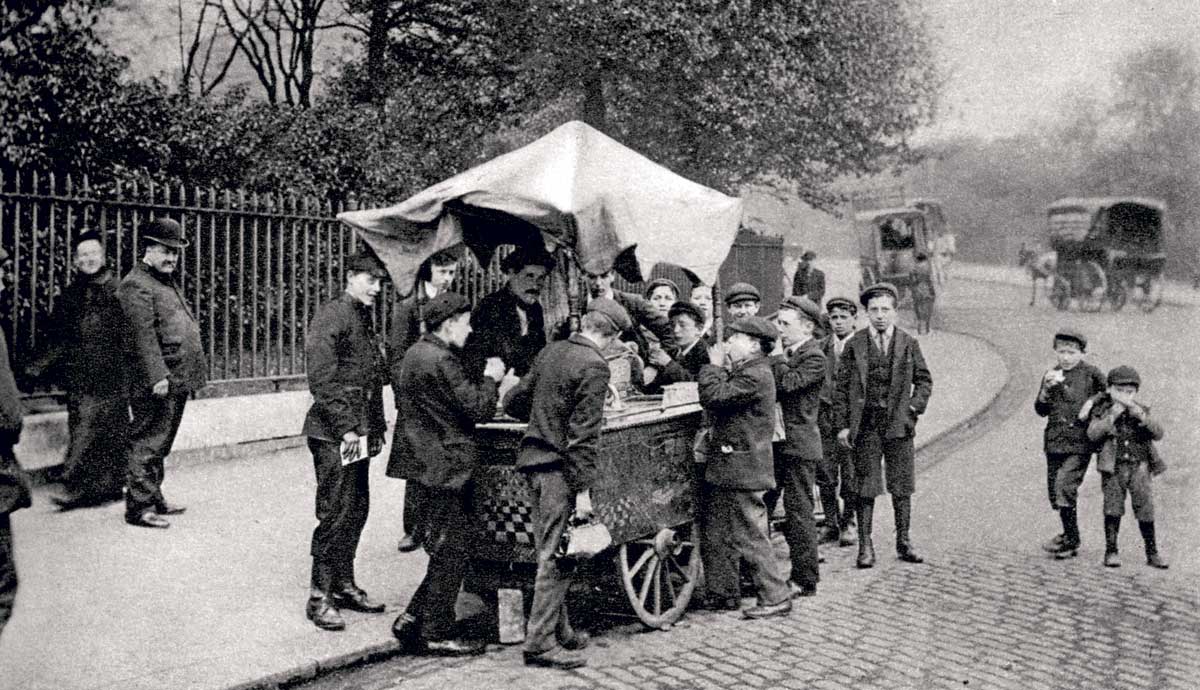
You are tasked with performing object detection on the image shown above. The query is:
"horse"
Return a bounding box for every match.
[1018,246,1057,306]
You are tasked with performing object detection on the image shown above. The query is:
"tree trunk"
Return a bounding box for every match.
[365,0,389,104]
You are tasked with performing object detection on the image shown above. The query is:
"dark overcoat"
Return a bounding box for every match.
[462,287,546,378]
[613,289,675,355]
[832,327,933,440]
[387,282,434,372]
[387,334,499,489]
[0,329,30,515]
[118,263,207,393]
[504,333,610,494]
[698,355,777,491]
[772,337,827,460]
[645,339,708,393]
[33,268,130,395]
[792,266,827,304]
[302,293,388,443]
[1034,362,1106,455]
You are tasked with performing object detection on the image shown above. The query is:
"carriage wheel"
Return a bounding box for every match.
[1135,276,1163,313]
[615,524,702,630]
[1050,275,1071,311]
[1077,261,1107,313]
[1108,278,1127,312]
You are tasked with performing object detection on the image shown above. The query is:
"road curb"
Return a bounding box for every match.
[227,640,402,690]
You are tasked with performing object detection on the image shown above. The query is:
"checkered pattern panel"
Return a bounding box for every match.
[479,498,535,546]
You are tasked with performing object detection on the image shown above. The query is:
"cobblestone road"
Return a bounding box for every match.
[298,279,1200,690]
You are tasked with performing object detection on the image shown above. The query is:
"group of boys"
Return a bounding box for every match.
[1035,330,1169,569]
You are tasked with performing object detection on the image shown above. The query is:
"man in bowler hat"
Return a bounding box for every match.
[118,218,207,528]
[832,283,933,568]
[302,252,391,630]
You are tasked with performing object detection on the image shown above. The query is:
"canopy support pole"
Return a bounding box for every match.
[566,251,581,335]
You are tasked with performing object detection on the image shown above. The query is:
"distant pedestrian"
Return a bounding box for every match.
[118,218,207,529]
[0,247,33,640]
[769,297,827,598]
[833,283,933,569]
[503,298,626,670]
[818,296,860,547]
[910,252,935,335]
[390,293,507,656]
[724,282,762,321]
[388,249,460,554]
[1086,366,1169,569]
[791,251,826,305]
[697,316,792,619]
[29,230,130,510]
[1034,329,1106,560]
[302,252,390,631]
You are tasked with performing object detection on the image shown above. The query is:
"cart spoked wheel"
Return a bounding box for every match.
[1134,275,1163,313]
[1050,275,1071,311]
[1077,260,1107,313]
[615,524,701,630]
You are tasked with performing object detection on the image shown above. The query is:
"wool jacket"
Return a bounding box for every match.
[1034,361,1106,455]
[118,263,207,393]
[772,337,827,460]
[302,293,388,442]
[832,326,932,441]
[698,355,777,491]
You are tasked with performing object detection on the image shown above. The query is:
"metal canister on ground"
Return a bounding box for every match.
[496,588,526,644]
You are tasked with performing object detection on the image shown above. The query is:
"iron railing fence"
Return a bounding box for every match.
[1,168,781,401]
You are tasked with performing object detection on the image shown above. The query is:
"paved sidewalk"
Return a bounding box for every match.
[0,326,1006,690]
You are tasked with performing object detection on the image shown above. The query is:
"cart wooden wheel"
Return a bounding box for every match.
[615,524,701,630]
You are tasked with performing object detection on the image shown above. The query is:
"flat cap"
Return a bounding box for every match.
[824,296,858,314]
[1053,328,1087,351]
[668,301,705,325]
[779,295,821,325]
[587,297,633,332]
[724,282,761,305]
[423,292,470,329]
[1107,365,1140,387]
[644,277,680,298]
[859,282,899,306]
[725,315,779,341]
[73,229,104,249]
[143,217,188,248]
[345,252,390,279]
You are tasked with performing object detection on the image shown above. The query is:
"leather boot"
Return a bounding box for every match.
[1140,521,1169,569]
[332,561,385,613]
[818,484,840,543]
[894,496,924,564]
[1054,507,1080,559]
[1103,515,1121,567]
[838,497,857,546]
[306,562,345,631]
[856,498,875,569]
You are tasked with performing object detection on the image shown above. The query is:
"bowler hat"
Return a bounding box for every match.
[801,250,817,261]
[586,297,633,332]
[423,292,470,330]
[644,277,680,299]
[345,252,390,279]
[1107,365,1140,387]
[725,315,779,341]
[73,229,104,249]
[1053,328,1087,352]
[143,218,188,248]
[724,282,761,305]
[668,301,705,325]
[779,295,821,325]
[501,246,556,273]
[859,282,899,306]
[825,296,857,314]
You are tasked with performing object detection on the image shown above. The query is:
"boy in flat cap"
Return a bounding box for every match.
[389,249,461,553]
[697,316,792,619]
[769,296,827,597]
[302,252,390,631]
[503,297,626,670]
[118,218,207,529]
[1086,366,1168,569]
[819,296,859,546]
[584,268,674,362]
[644,278,680,319]
[1034,329,1106,559]
[644,301,710,391]
[832,283,933,569]
[724,282,762,321]
[390,293,508,655]
[29,230,131,509]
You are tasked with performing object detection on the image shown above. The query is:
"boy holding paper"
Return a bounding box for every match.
[302,252,390,631]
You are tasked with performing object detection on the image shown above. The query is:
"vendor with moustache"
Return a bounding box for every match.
[463,247,556,378]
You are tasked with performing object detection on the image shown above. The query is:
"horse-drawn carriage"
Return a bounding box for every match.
[1045,197,1167,312]
[339,121,744,630]
[854,206,939,299]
